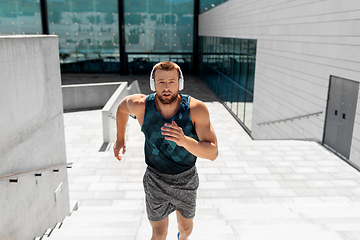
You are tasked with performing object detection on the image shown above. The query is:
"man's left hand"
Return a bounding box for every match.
[161,121,187,147]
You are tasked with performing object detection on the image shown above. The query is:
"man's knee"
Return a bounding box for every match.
[152,228,168,240]
[178,219,193,233]
[180,224,193,233]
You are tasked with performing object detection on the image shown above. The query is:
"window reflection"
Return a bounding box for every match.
[0,0,42,35]
[125,0,194,53]
[127,53,192,75]
[47,0,120,72]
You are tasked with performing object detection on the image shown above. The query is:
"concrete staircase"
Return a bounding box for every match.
[44,99,360,240]
[39,200,360,240]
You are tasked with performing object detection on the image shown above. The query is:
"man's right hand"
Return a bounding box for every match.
[113,140,126,161]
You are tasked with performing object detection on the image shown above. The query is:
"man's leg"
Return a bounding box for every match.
[150,216,169,240]
[176,210,193,240]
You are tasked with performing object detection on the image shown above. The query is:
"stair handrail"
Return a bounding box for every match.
[0,162,73,182]
[258,111,323,126]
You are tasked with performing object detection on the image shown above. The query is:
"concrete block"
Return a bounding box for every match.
[0,35,70,240]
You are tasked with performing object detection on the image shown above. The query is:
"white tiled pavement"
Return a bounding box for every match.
[47,94,360,239]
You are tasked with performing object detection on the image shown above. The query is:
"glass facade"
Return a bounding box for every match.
[0,0,196,74]
[199,36,256,132]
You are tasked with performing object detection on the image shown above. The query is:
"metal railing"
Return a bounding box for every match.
[258,111,323,126]
[0,163,73,183]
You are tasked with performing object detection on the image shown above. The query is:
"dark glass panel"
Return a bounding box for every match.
[233,39,241,85]
[244,92,253,130]
[239,54,248,88]
[247,55,256,93]
[0,0,42,35]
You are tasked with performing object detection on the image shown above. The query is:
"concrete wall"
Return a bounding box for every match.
[199,0,360,168]
[62,82,122,112]
[0,35,70,240]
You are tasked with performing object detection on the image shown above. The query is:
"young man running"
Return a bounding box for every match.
[113,61,218,240]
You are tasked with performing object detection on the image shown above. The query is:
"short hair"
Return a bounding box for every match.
[151,61,181,79]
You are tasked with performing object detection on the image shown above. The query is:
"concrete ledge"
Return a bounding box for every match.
[62,82,124,112]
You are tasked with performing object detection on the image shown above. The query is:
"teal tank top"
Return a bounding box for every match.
[141,93,199,174]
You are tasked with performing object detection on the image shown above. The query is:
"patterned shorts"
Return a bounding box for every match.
[143,165,199,222]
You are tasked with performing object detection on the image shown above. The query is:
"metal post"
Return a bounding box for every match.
[118,0,128,75]
[39,0,49,34]
[192,0,200,75]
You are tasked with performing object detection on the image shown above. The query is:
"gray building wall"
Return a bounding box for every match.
[199,1,360,168]
[0,35,70,240]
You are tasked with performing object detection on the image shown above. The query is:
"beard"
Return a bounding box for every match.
[157,92,178,104]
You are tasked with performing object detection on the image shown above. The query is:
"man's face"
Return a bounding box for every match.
[154,69,180,104]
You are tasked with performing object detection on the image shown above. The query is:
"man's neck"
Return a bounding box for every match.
[155,94,181,120]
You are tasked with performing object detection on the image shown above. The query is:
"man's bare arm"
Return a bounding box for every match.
[114,94,146,161]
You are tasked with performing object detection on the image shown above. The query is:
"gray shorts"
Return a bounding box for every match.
[143,165,199,222]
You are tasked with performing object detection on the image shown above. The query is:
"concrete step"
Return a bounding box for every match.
[49,227,138,238]
[70,209,144,218]
[62,215,141,223]
[70,205,145,211]
[59,220,139,230]
[237,231,344,240]
[48,236,134,240]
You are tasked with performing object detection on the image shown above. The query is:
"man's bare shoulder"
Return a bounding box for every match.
[125,94,147,115]
[190,96,207,110]
[127,94,147,105]
[189,97,209,119]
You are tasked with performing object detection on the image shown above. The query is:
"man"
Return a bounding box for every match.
[113,61,218,240]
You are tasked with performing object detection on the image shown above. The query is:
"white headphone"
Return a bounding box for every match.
[149,68,184,91]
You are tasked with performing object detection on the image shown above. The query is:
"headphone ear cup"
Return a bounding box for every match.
[150,78,155,91]
[150,69,155,91]
[179,70,184,91]
[179,76,184,91]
